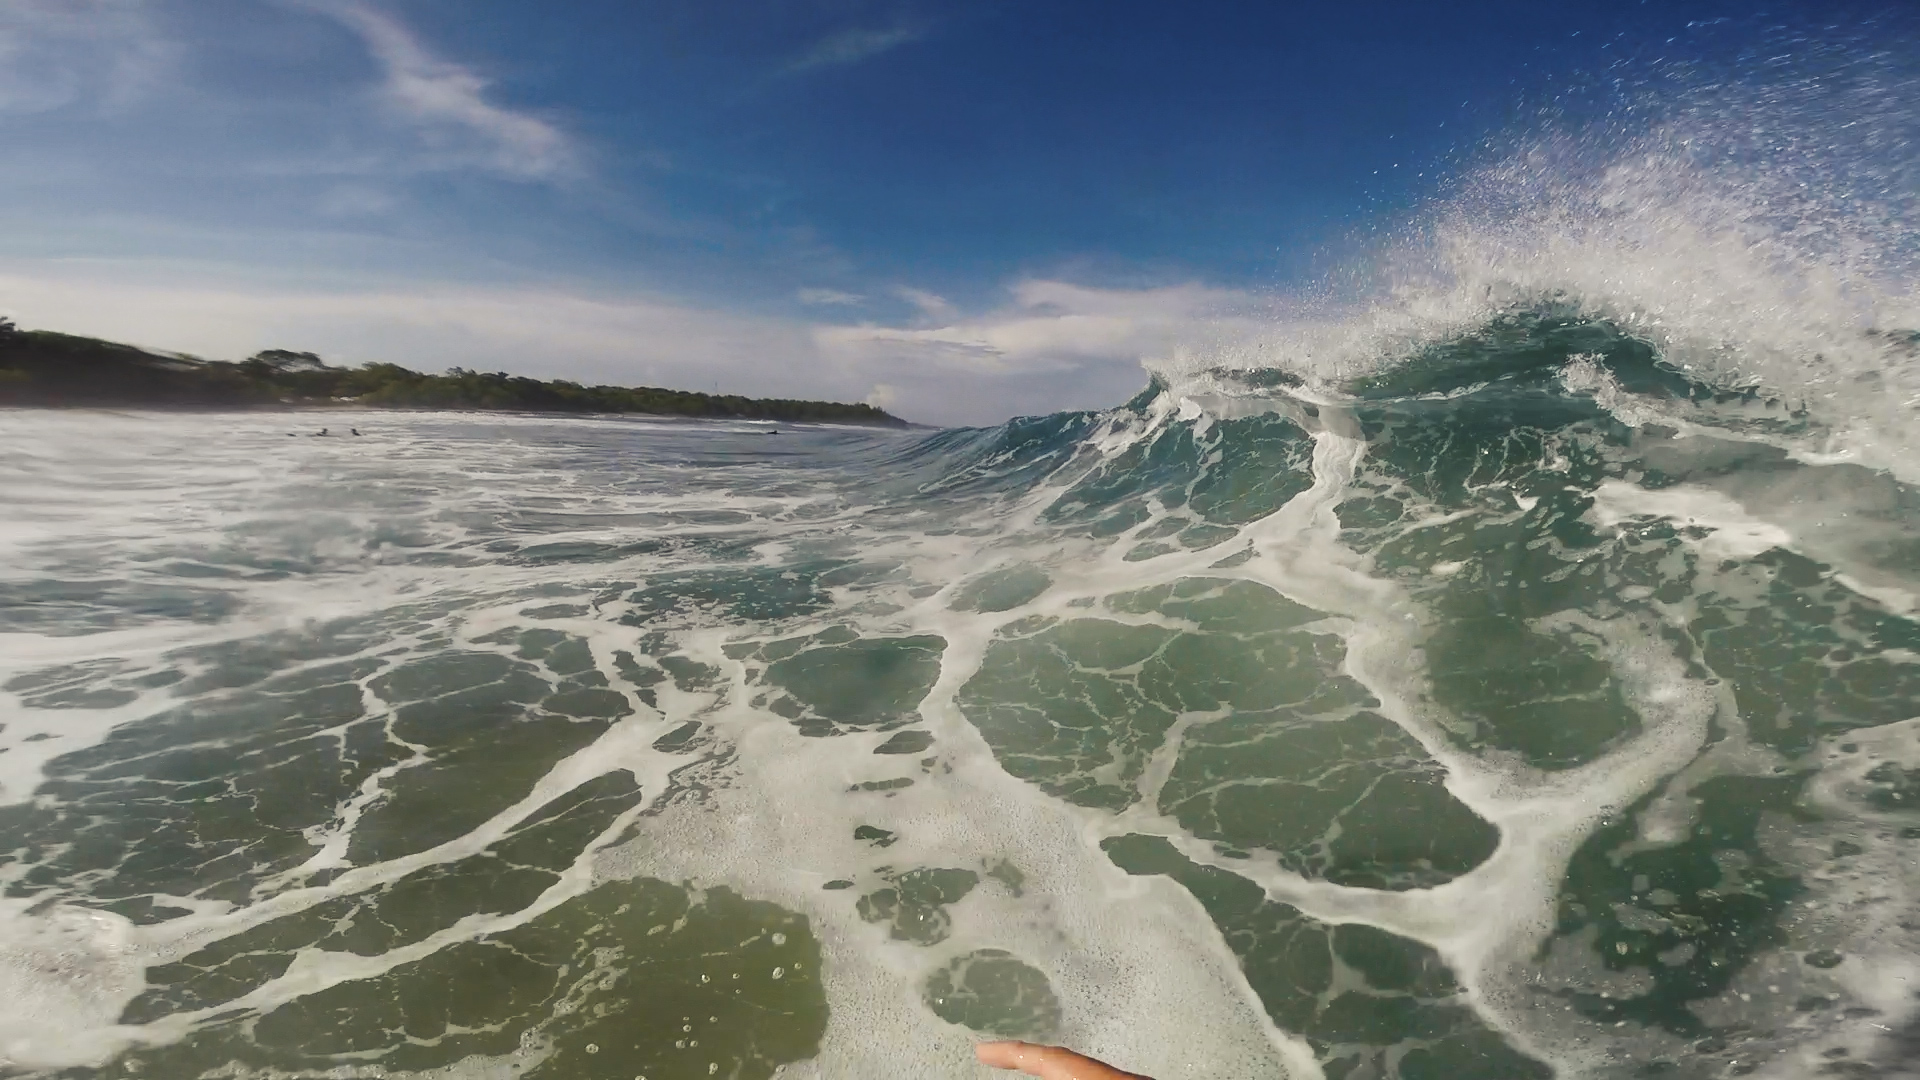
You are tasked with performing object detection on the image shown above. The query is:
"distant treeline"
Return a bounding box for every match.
[0,322,904,425]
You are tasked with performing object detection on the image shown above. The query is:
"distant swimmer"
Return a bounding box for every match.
[976,1042,1152,1079]
[312,427,329,436]
[351,428,363,436]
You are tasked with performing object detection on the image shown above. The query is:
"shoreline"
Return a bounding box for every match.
[0,329,911,427]
[0,400,922,428]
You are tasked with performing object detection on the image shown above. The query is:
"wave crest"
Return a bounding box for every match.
[1148,38,1920,478]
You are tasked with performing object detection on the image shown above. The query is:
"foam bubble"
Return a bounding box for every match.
[0,902,142,1070]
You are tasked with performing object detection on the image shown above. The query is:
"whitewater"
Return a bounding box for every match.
[4,49,1920,1080]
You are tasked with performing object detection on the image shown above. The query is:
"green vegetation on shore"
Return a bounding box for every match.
[0,320,904,425]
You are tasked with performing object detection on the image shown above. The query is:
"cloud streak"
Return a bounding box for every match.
[785,25,923,74]
[796,287,865,306]
[325,2,577,179]
[0,0,173,115]
[820,280,1263,372]
[894,285,958,322]
[815,279,1271,421]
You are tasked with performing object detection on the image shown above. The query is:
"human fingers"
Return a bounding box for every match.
[974,1040,1153,1079]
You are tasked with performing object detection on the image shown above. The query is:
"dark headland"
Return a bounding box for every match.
[0,319,905,426]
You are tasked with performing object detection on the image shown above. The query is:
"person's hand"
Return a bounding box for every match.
[975,1041,1154,1079]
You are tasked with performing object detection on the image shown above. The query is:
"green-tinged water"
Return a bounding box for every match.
[2,311,1918,1079]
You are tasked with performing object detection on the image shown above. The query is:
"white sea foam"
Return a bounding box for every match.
[6,53,1920,1072]
[0,374,1914,1078]
[0,902,141,1070]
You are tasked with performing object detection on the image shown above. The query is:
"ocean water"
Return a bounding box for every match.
[6,55,1920,1080]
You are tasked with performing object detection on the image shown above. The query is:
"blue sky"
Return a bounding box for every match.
[0,0,1886,423]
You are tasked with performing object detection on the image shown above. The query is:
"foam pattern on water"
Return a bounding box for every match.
[0,354,1915,1080]
[7,68,1920,1071]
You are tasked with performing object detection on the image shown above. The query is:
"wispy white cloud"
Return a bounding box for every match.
[796,287,865,306]
[322,2,577,180]
[816,279,1269,420]
[785,25,922,74]
[0,0,174,115]
[314,182,400,217]
[894,285,958,321]
[827,280,1259,372]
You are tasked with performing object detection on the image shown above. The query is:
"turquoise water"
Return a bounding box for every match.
[5,63,1920,1080]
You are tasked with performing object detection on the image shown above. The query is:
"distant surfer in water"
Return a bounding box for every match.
[976,1042,1152,1079]
[313,427,329,436]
